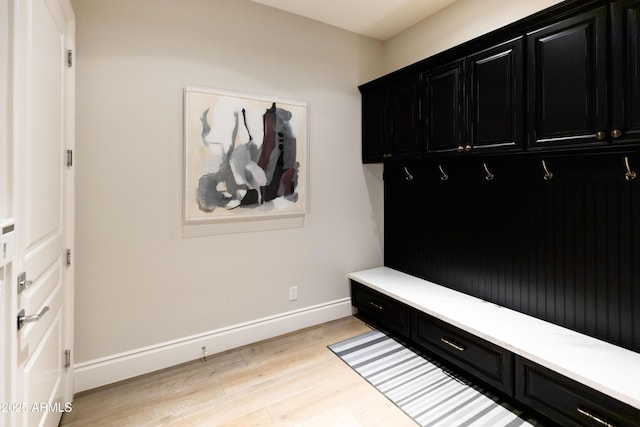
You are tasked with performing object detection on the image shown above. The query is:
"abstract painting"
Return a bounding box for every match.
[184,86,308,223]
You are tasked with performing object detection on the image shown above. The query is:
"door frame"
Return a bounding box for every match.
[5,0,75,424]
[1,0,10,416]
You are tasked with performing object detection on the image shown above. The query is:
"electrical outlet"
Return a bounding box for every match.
[289,286,298,301]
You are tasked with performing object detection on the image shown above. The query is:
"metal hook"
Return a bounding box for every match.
[403,166,414,181]
[624,156,636,181]
[541,160,553,181]
[482,163,494,181]
[438,165,448,181]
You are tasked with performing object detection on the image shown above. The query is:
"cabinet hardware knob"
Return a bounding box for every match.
[611,129,622,138]
[595,131,606,140]
[576,407,614,427]
[440,337,465,352]
[465,145,472,152]
[456,146,464,152]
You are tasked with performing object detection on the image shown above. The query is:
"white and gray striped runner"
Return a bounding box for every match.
[328,330,545,427]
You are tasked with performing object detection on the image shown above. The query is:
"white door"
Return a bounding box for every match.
[10,0,74,426]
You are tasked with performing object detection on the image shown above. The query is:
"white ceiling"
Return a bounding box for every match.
[249,0,458,41]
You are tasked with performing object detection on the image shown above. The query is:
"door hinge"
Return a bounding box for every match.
[64,349,71,368]
[66,249,72,267]
[66,149,73,167]
[67,50,73,67]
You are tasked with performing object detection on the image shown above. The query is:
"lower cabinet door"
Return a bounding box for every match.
[350,280,410,337]
[516,356,640,427]
[412,311,513,395]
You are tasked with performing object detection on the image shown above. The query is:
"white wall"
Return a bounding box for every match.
[71,0,572,391]
[383,0,565,73]
[71,0,385,390]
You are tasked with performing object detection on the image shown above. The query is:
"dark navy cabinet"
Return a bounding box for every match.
[350,280,411,337]
[359,0,640,162]
[423,59,466,155]
[526,6,608,150]
[610,0,640,146]
[412,311,514,396]
[360,73,421,163]
[516,357,640,426]
[466,37,524,154]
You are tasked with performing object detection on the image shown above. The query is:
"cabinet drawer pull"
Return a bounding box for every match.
[368,301,383,310]
[577,407,614,427]
[440,337,465,352]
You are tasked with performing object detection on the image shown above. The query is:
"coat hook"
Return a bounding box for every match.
[482,162,494,181]
[438,164,448,181]
[403,166,414,181]
[624,156,636,181]
[541,160,553,181]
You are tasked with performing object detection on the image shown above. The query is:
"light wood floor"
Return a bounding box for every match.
[60,316,417,427]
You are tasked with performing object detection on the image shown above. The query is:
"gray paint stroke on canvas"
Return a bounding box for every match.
[196,103,299,213]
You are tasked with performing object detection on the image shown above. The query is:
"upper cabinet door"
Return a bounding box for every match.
[611,0,640,145]
[389,74,422,160]
[467,37,524,153]
[424,59,465,155]
[360,74,421,163]
[361,85,388,163]
[526,6,608,150]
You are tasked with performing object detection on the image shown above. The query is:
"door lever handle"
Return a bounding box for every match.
[17,306,49,330]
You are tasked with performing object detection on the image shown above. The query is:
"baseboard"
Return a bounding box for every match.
[73,298,353,393]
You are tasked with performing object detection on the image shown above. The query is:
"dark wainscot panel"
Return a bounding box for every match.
[384,153,640,354]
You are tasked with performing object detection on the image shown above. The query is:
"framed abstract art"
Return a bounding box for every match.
[183,86,308,224]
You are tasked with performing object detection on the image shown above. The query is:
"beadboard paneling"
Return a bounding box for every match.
[384,153,640,352]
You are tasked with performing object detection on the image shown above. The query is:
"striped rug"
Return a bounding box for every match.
[328,329,545,427]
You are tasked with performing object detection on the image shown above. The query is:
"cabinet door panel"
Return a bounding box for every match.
[351,281,410,337]
[516,357,640,427]
[412,311,513,395]
[527,6,608,149]
[389,75,421,159]
[361,86,388,163]
[468,37,524,152]
[424,59,465,154]
[360,75,421,163]
[611,0,640,144]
